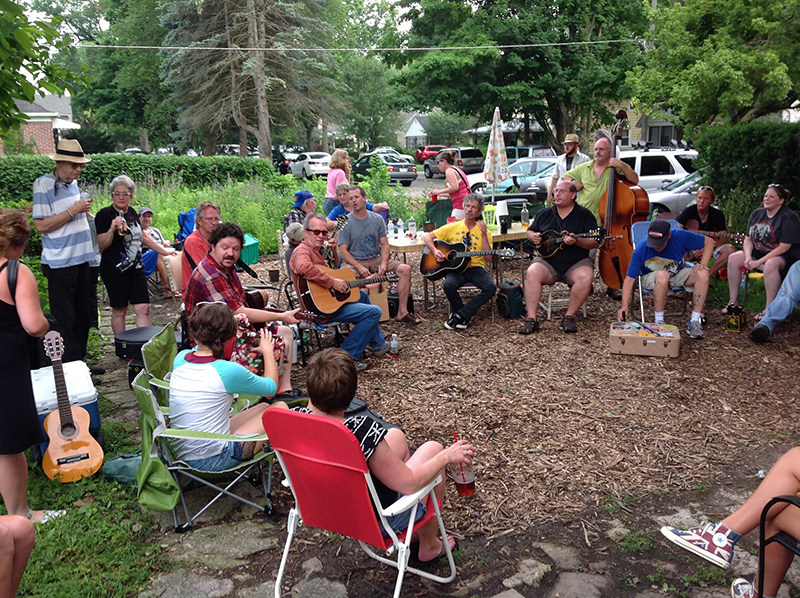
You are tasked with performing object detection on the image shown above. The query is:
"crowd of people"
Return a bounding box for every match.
[6,135,800,597]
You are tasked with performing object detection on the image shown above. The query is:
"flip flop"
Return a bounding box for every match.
[409,535,459,567]
[754,311,767,321]
[721,302,737,315]
[397,313,422,324]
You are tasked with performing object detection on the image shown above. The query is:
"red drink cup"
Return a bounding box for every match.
[449,463,475,497]
[431,193,438,202]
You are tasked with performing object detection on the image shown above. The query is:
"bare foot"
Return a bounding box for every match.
[417,534,456,563]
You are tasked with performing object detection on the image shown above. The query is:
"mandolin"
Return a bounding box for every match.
[322,214,349,264]
[41,331,104,483]
[419,239,515,280]
[534,228,606,258]
[297,266,399,315]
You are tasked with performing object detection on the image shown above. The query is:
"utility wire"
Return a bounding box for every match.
[76,39,637,52]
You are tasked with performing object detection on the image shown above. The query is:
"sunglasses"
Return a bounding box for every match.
[306,229,328,236]
[196,300,227,306]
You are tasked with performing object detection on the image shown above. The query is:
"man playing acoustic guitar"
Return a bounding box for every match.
[422,194,497,330]
[519,181,600,334]
[290,213,389,371]
[337,186,421,324]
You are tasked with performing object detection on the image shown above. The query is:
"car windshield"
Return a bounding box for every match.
[461,148,483,158]
[664,171,699,191]
[308,153,328,159]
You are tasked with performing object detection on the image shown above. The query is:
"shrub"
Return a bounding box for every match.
[695,122,800,231]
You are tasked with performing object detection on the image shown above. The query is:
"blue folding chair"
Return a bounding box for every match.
[174,208,197,249]
[630,220,690,321]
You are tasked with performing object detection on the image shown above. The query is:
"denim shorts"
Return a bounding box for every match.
[184,441,244,472]
[380,492,427,538]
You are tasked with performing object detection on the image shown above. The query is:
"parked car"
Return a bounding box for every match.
[362,147,415,164]
[466,157,558,196]
[352,154,418,187]
[122,147,149,154]
[290,152,331,179]
[424,147,485,178]
[273,150,298,175]
[505,145,557,165]
[647,171,702,216]
[415,144,447,163]
[618,148,698,192]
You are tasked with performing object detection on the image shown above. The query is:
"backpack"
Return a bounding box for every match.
[496,281,525,319]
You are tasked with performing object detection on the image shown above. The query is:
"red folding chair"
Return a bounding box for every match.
[262,408,456,598]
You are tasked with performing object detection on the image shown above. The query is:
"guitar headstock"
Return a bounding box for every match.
[43,330,64,361]
[331,214,348,236]
[499,248,516,257]
[298,310,321,323]
[387,272,400,283]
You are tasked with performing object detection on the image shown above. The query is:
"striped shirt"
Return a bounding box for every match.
[32,174,94,268]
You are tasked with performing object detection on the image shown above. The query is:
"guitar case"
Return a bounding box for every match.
[387,289,414,319]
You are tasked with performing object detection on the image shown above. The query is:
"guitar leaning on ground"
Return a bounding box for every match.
[298,266,399,316]
[41,331,104,483]
[419,239,515,280]
[533,228,607,258]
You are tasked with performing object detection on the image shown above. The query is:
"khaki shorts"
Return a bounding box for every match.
[532,256,594,284]
[344,256,403,276]
[640,266,694,291]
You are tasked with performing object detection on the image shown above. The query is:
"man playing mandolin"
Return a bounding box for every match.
[422,194,497,330]
[290,213,389,371]
[519,181,600,334]
[337,186,421,324]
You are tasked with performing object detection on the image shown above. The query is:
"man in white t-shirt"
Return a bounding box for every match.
[548,133,590,203]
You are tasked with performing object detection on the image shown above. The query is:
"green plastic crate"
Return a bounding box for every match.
[241,233,260,265]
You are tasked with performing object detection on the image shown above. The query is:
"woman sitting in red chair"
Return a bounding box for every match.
[272,347,475,565]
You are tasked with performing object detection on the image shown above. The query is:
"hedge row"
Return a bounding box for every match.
[695,121,800,231]
[0,153,277,204]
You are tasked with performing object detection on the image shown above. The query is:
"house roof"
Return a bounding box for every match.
[36,94,73,118]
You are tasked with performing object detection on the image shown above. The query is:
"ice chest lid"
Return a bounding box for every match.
[30,360,98,415]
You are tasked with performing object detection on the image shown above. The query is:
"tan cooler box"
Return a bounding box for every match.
[609,322,681,358]
[366,283,390,322]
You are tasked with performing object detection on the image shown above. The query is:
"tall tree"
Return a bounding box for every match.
[0,0,85,143]
[627,0,800,130]
[389,0,647,146]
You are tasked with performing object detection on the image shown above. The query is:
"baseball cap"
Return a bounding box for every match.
[646,219,671,249]
[293,190,314,208]
[285,222,305,243]
[138,206,153,216]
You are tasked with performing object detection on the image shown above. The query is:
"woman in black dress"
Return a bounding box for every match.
[0,209,54,585]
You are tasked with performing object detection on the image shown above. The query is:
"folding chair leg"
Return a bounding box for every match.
[274,507,300,598]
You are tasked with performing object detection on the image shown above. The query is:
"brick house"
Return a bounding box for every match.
[0,95,80,156]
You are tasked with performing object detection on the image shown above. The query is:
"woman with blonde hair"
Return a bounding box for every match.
[0,209,63,527]
[325,149,351,215]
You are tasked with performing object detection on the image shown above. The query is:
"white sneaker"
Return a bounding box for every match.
[687,319,705,339]
[730,578,755,598]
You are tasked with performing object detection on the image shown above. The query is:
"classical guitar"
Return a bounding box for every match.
[684,219,745,244]
[534,228,606,258]
[243,291,321,323]
[41,331,104,483]
[419,239,515,280]
[322,214,349,264]
[298,266,400,315]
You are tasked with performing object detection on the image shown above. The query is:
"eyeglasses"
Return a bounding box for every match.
[200,216,221,223]
[306,229,328,236]
[112,191,132,198]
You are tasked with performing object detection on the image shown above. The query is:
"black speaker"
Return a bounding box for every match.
[387,290,414,319]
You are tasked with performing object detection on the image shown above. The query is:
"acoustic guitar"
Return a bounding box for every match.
[419,239,515,280]
[684,219,745,244]
[298,266,399,315]
[534,228,606,258]
[41,331,104,483]
[243,291,321,323]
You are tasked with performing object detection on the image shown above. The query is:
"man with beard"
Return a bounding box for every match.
[548,133,590,203]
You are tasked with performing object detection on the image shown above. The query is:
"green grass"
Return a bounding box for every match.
[616,530,654,553]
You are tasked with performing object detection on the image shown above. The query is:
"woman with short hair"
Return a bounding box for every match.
[428,151,470,220]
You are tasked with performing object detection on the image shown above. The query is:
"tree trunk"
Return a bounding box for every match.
[321,113,328,153]
[239,127,248,157]
[139,128,150,153]
[204,134,215,156]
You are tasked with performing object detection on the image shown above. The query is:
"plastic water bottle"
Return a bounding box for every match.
[407,216,416,238]
[397,218,404,238]
[388,220,396,239]
[388,333,401,357]
[520,203,529,225]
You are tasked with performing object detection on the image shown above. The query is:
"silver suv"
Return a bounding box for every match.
[618,148,698,192]
[424,147,485,178]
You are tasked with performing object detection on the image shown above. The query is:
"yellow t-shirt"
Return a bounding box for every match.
[433,220,493,269]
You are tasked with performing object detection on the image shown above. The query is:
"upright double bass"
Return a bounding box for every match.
[597,110,649,289]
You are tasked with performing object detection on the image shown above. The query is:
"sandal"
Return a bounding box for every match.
[754,311,767,322]
[721,302,738,315]
[397,313,422,324]
[26,508,65,524]
[518,318,540,335]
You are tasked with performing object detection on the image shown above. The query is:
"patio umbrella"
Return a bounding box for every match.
[482,106,510,204]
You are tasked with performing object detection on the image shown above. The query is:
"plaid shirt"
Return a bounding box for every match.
[184,254,246,318]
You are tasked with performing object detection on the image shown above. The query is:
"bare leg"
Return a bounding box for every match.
[709,244,735,277]
[763,257,787,309]
[727,251,745,305]
[110,306,128,335]
[275,325,294,393]
[394,264,418,322]
[230,404,269,453]
[651,270,671,313]
[133,303,151,329]
[404,441,452,562]
[684,268,710,313]
[0,455,29,518]
[565,266,593,317]
[0,515,35,598]
[156,256,170,294]
[523,262,555,320]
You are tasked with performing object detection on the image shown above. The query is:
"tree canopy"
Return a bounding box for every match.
[627,0,800,130]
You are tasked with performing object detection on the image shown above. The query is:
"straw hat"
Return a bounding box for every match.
[562,133,580,144]
[49,139,92,164]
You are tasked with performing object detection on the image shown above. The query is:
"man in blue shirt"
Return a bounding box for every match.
[617,219,714,339]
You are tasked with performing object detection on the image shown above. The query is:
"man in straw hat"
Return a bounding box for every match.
[32,139,95,362]
[548,133,590,203]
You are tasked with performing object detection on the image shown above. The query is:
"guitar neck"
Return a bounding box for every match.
[348,275,396,288]
[52,358,75,429]
[692,229,743,241]
[454,250,505,258]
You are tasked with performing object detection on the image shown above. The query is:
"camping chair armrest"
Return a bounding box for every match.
[149,377,170,391]
[158,429,269,443]
[380,474,442,517]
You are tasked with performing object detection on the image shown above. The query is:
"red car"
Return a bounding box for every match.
[415,144,446,163]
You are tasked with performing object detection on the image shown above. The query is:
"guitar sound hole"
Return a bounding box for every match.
[61,423,76,437]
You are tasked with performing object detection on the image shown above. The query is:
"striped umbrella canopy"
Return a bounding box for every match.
[482,107,510,202]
